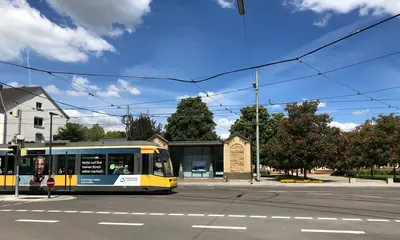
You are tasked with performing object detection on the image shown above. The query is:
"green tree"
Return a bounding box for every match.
[54,122,88,142]
[266,101,335,178]
[104,131,125,139]
[229,105,284,165]
[165,97,218,141]
[128,113,163,140]
[86,124,105,141]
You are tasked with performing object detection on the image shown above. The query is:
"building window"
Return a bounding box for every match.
[36,102,42,110]
[34,117,43,128]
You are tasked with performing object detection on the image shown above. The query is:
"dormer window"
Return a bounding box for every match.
[36,102,42,111]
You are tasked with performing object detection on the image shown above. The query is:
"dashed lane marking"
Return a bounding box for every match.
[1,209,397,224]
[367,219,390,222]
[342,218,363,221]
[192,225,247,230]
[271,216,290,219]
[15,219,59,223]
[98,222,144,226]
[301,229,365,235]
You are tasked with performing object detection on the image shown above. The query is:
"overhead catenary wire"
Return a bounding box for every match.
[0,13,398,84]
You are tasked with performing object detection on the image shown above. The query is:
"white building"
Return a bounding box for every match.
[0,86,69,144]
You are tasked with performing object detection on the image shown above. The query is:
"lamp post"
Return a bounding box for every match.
[253,70,260,182]
[237,0,245,15]
[48,112,58,198]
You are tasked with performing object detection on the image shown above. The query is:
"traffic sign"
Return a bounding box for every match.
[47,177,55,189]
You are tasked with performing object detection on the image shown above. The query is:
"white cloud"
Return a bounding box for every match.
[215,0,235,9]
[286,0,400,16]
[66,90,86,97]
[64,109,125,132]
[117,79,141,95]
[47,0,152,37]
[7,81,23,88]
[0,0,115,62]
[313,13,332,27]
[216,118,235,140]
[329,121,358,132]
[44,85,63,94]
[352,109,370,115]
[96,84,120,98]
[268,104,282,109]
[318,102,327,108]
[72,76,99,92]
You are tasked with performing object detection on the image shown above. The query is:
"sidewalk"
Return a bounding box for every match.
[177,174,400,187]
[0,195,76,202]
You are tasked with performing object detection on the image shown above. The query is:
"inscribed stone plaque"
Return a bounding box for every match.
[230,144,245,172]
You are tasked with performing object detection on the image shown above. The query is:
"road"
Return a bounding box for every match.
[1,186,400,239]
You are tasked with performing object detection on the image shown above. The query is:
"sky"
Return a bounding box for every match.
[1,0,400,139]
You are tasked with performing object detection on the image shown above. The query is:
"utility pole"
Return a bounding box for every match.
[126,105,130,140]
[48,112,58,199]
[15,109,22,197]
[253,70,260,181]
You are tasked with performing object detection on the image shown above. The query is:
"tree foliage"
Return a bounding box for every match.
[165,97,218,141]
[86,124,105,141]
[127,113,163,140]
[229,105,284,164]
[104,131,125,139]
[54,122,88,142]
[266,101,335,178]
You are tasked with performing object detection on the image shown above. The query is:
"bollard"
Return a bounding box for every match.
[387,178,393,184]
[349,177,356,184]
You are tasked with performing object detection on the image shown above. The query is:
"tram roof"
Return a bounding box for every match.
[0,140,161,149]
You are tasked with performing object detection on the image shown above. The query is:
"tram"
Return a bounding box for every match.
[0,140,177,193]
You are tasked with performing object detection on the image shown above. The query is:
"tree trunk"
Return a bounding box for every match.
[296,169,299,177]
[291,169,294,176]
[304,168,307,179]
[394,165,397,180]
[370,165,374,177]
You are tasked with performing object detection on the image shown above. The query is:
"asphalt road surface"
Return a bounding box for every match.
[1,186,400,240]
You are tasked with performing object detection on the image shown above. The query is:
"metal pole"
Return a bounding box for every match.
[15,109,22,198]
[48,113,54,199]
[255,70,260,181]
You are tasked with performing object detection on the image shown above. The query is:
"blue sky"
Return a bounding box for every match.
[1,0,400,138]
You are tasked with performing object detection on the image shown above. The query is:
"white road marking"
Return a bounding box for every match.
[113,212,129,215]
[31,210,45,213]
[318,217,337,221]
[271,216,290,219]
[63,210,78,213]
[192,225,247,230]
[307,193,332,196]
[149,213,165,216]
[79,211,94,214]
[342,218,362,221]
[13,203,23,205]
[301,229,365,234]
[98,222,144,226]
[131,212,147,215]
[358,195,382,199]
[0,209,13,212]
[96,211,111,214]
[367,219,389,222]
[15,209,29,212]
[169,213,184,216]
[228,215,246,218]
[295,217,313,220]
[267,191,286,193]
[47,210,62,213]
[15,219,59,223]
[188,214,205,217]
[2,204,11,207]
[208,214,225,217]
[249,215,267,219]
[395,220,400,222]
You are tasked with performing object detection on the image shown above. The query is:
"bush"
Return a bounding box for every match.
[331,169,399,177]
[280,179,323,183]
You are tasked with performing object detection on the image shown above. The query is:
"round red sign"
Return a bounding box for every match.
[47,177,55,189]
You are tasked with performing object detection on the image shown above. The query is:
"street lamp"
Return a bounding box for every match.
[48,112,58,198]
[237,0,245,15]
[253,70,260,182]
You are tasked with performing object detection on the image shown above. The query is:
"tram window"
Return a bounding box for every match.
[142,154,149,174]
[57,155,76,174]
[0,157,4,175]
[160,149,173,177]
[153,153,164,176]
[80,155,105,175]
[108,154,134,175]
[5,156,15,175]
